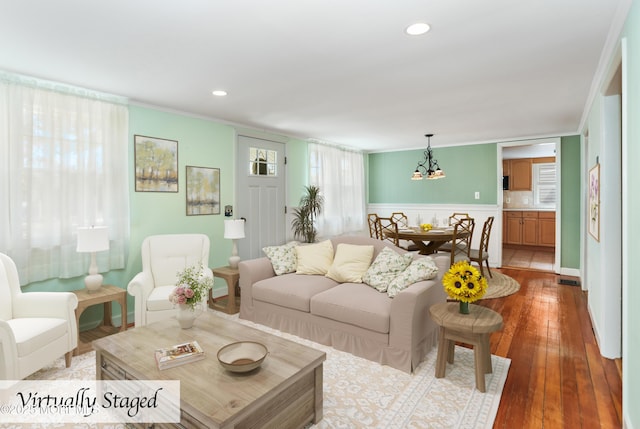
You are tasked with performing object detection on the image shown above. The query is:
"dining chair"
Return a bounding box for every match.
[468,216,495,278]
[376,217,401,247]
[367,213,380,239]
[390,212,420,251]
[448,212,470,226]
[390,212,409,228]
[443,217,475,266]
[439,212,472,253]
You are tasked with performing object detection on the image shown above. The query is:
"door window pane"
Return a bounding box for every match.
[249,147,277,176]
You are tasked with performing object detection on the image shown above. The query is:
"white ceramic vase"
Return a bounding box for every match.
[176,303,202,329]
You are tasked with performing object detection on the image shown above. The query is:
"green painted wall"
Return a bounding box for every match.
[22,105,310,330]
[285,138,309,206]
[368,144,498,204]
[560,135,581,269]
[620,2,640,426]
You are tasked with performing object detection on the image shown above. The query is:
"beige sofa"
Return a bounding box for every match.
[239,236,449,373]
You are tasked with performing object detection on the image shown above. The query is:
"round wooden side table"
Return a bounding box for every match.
[429,302,503,392]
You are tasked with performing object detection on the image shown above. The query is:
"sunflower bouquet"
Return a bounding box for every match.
[442,260,488,314]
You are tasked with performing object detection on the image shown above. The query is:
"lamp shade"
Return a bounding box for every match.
[224,219,245,239]
[76,226,110,252]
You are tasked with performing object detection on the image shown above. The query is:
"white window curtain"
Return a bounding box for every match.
[0,72,129,285]
[308,142,365,237]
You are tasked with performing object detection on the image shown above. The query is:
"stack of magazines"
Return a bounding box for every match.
[155,340,205,370]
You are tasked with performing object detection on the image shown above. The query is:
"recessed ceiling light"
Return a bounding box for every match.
[405,22,431,36]
[212,90,227,97]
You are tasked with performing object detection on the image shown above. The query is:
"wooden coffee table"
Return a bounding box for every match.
[92,311,326,428]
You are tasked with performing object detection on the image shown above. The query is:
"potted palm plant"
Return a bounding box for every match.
[291,185,324,243]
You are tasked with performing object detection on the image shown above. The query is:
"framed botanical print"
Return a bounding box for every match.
[186,166,220,215]
[134,135,178,192]
[588,163,600,241]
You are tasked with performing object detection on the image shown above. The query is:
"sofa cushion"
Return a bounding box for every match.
[326,243,374,283]
[262,241,299,275]
[362,247,414,292]
[310,283,391,334]
[387,257,439,298]
[253,274,338,312]
[147,285,176,311]
[296,240,334,275]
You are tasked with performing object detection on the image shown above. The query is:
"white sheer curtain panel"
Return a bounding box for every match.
[308,142,365,237]
[0,73,129,285]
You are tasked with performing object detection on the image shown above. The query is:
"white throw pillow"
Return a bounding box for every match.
[296,240,335,275]
[363,247,414,292]
[326,244,374,283]
[262,241,300,275]
[387,257,439,298]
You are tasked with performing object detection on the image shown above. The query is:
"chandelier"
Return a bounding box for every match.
[411,134,446,180]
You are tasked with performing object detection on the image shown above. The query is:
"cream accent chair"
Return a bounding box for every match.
[127,234,212,327]
[0,253,78,380]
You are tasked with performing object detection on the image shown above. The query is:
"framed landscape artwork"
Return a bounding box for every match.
[588,163,600,241]
[134,135,178,192]
[186,166,220,215]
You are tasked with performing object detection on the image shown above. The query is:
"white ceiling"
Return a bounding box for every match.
[0,0,625,152]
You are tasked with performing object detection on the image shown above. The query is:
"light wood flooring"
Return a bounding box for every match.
[479,268,622,428]
[502,245,555,272]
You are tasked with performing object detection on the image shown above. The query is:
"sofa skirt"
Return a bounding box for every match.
[249,300,438,373]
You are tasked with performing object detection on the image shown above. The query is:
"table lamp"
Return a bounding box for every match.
[224,219,245,269]
[77,226,109,292]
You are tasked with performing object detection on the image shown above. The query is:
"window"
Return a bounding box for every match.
[308,142,365,236]
[249,147,277,176]
[0,72,129,285]
[533,163,556,208]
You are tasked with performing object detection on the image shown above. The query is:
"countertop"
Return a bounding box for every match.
[503,208,556,212]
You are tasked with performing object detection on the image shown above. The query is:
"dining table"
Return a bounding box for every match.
[384,226,470,255]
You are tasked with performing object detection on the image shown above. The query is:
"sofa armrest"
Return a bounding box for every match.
[12,292,79,352]
[127,271,154,327]
[388,254,449,353]
[13,292,78,319]
[0,320,19,379]
[238,257,275,320]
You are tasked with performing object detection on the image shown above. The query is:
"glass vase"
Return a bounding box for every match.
[459,301,470,314]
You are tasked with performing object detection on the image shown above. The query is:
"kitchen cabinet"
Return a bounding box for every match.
[509,159,532,190]
[502,160,511,177]
[505,212,524,244]
[538,212,556,247]
[504,211,555,247]
[522,212,538,246]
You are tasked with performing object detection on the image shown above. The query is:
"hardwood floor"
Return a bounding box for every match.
[502,245,555,271]
[478,268,622,428]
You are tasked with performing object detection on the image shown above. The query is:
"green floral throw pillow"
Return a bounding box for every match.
[363,247,414,292]
[387,257,439,298]
[262,241,300,275]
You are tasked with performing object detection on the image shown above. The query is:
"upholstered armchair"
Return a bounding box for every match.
[0,253,78,380]
[127,234,212,327]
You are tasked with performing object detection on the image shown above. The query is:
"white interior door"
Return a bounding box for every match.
[236,135,286,260]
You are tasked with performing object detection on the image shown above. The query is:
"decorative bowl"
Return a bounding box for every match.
[217,341,268,373]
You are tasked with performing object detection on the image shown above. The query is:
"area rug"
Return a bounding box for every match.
[482,271,520,299]
[22,313,511,429]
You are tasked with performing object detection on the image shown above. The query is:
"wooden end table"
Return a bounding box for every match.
[209,266,240,314]
[429,302,503,392]
[72,284,127,355]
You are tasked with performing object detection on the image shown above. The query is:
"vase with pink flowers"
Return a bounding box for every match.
[168,264,213,328]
